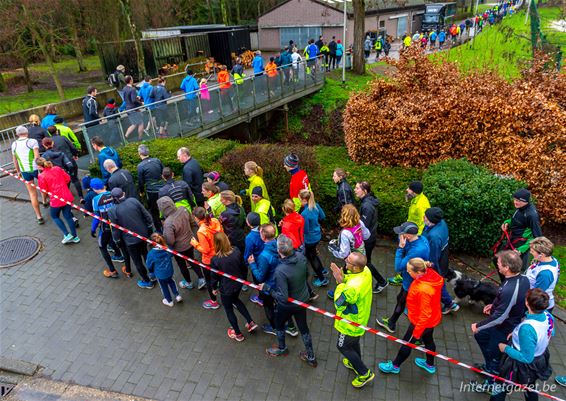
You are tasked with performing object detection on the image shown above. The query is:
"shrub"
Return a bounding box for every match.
[423,159,526,254]
[343,48,566,225]
[89,137,239,180]
[215,144,320,214]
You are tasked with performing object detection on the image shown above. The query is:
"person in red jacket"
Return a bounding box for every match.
[284,153,310,211]
[280,199,305,249]
[378,257,443,375]
[37,158,80,244]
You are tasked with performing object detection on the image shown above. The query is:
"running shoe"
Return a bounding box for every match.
[312,277,329,287]
[262,324,276,336]
[266,346,289,357]
[179,280,193,289]
[442,302,460,315]
[376,317,395,333]
[111,255,125,263]
[37,217,45,225]
[250,294,263,306]
[162,299,174,307]
[103,269,118,278]
[175,295,183,303]
[73,217,80,228]
[202,299,220,309]
[246,321,258,333]
[378,360,400,374]
[373,282,388,294]
[309,292,319,301]
[148,273,157,282]
[137,280,154,289]
[299,351,317,368]
[71,236,80,244]
[352,370,375,388]
[343,358,356,372]
[388,274,403,286]
[327,290,334,300]
[197,278,206,290]
[322,268,329,276]
[61,233,74,244]
[227,328,245,342]
[555,376,566,387]
[122,266,133,278]
[285,326,299,337]
[415,358,436,374]
[241,284,249,292]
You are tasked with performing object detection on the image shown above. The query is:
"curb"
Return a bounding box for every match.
[0,357,39,377]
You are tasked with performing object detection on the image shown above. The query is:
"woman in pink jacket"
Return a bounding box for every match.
[37,158,80,244]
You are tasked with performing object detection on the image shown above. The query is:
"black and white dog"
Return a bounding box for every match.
[445,269,498,306]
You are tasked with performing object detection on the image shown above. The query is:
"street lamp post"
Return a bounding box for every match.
[342,0,347,83]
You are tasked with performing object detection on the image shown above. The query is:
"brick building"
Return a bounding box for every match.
[258,0,426,50]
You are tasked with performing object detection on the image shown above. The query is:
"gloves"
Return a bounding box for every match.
[90,230,97,238]
[328,239,339,253]
[239,189,247,196]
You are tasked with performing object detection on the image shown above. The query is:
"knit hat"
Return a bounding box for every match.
[425,207,443,224]
[116,65,125,72]
[82,176,92,190]
[110,187,125,202]
[284,153,299,169]
[513,188,531,203]
[246,212,261,227]
[393,222,419,235]
[204,171,220,181]
[251,186,263,196]
[408,181,423,194]
[54,116,64,124]
[90,178,105,190]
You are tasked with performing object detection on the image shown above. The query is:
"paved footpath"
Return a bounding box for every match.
[1,197,565,401]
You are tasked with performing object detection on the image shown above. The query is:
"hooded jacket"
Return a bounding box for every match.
[335,179,354,212]
[37,166,73,208]
[210,248,247,295]
[301,203,326,244]
[108,197,154,246]
[146,247,174,280]
[395,236,430,290]
[245,174,269,212]
[244,228,264,265]
[249,239,278,292]
[264,251,310,306]
[408,193,431,235]
[206,193,225,218]
[190,218,223,265]
[157,196,197,252]
[359,194,379,242]
[406,267,444,339]
[422,220,449,276]
[97,147,122,182]
[281,211,304,249]
[219,203,246,252]
[51,135,79,161]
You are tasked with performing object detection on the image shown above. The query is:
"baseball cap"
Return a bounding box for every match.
[393,222,419,235]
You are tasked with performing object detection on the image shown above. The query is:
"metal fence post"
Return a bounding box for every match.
[251,75,257,110]
[117,116,127,145]
[174,101,182,137]
[147,108,157,139]
[217,89,224,120]
[234,83,241,114]
[81,125,95,164]
[197,96,204,127]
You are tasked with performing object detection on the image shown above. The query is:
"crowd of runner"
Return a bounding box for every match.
[9,126,564,396]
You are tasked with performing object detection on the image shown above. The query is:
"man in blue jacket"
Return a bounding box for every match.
[279,46,293,84]
[180,69,199,122]
[376,222,429,333]
[423,207,459,314]
[252,50,264,76]
[90,136,122,184]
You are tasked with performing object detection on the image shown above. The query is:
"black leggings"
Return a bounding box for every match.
[388,288,408,328]
[203,266,217,301]
[127,242,149,282]
[304,242,325,281]
[146,192,162,232]
[337,333,369,375]
[364,238,387,286]
[173,248,204,283]
[274,303,314,361]
[69,161,83,198]
[98,229,122,271]
[220,291,253,335]
[393,324,435,367]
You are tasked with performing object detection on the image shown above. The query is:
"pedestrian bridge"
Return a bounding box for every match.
[80,61,325,162]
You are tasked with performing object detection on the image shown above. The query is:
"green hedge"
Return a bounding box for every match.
[423,159,526,254]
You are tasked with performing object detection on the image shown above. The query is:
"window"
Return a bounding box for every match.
[379,20,385,28]
[280,27,322,49]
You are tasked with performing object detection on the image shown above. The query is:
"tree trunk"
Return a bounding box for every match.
[0,72,5,93]
[49,28,58,63]
[23,62,33,93]
[120,0,146,80]
[207,0,215,23]
[220,0,229,25]
[34,31,65,100]
[70,24,87,72]
[353,0,366,75]
[235,0,241,24]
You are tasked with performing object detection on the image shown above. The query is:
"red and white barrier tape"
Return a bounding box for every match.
[1,166,563,401]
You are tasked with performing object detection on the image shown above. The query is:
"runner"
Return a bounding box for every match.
[284,153,310,211]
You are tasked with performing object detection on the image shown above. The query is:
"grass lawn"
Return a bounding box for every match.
[437,7,566,79]
[0,87,89,115]
[555,245,566,309]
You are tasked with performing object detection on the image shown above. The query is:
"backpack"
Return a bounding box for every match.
[108,72,120,88]
[343,224,365,252]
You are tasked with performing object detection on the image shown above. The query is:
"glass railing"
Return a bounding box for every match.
[80,56,326,161]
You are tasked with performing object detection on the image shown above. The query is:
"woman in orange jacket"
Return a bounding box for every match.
[280,199,304,249]
[190,206,224,310]
[217,65,235,113]
[378,257,443,375]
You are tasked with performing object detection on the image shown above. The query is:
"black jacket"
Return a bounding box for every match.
[51,135,79,160]
[335,179,354,212]
[328,40,337,54]
[82,95,99,124]
[359,193,380,241]
[28,125,49,153]
[219,203,246,252]
[108,197,154,246]
[42,149,72,173]
[182,158,204,204]
[210,248,247,295]
[509,203,542,240]
[265,251,310,306]
[137,157,164,194]
[108,168,138,200]
[158,179,195,207]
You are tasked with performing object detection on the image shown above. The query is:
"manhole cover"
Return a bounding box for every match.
[0,236,41,268]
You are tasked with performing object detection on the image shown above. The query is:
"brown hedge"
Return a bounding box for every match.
[343,48,566,224]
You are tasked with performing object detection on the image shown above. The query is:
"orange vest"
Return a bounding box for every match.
[266,62,278,77]
[217,71,231,89]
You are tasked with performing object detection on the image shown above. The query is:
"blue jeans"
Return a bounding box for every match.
[158,277,179,302]
[474,326,508,373]
[50,205,76,237]
[441,283,453,307]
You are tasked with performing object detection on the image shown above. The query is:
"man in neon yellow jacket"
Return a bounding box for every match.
[331,252,375,388]
[390,181,431,285]
[54,117,81,151]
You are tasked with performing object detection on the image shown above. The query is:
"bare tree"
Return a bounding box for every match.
[352,0,366,74]
[119,0,146,79]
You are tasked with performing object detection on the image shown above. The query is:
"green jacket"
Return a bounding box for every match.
[408,193,430,235]
[207,193,226,218]
[255,198,278,235]
[334,266,373,337]
[55,123,81,151]
[245,175,269,212]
